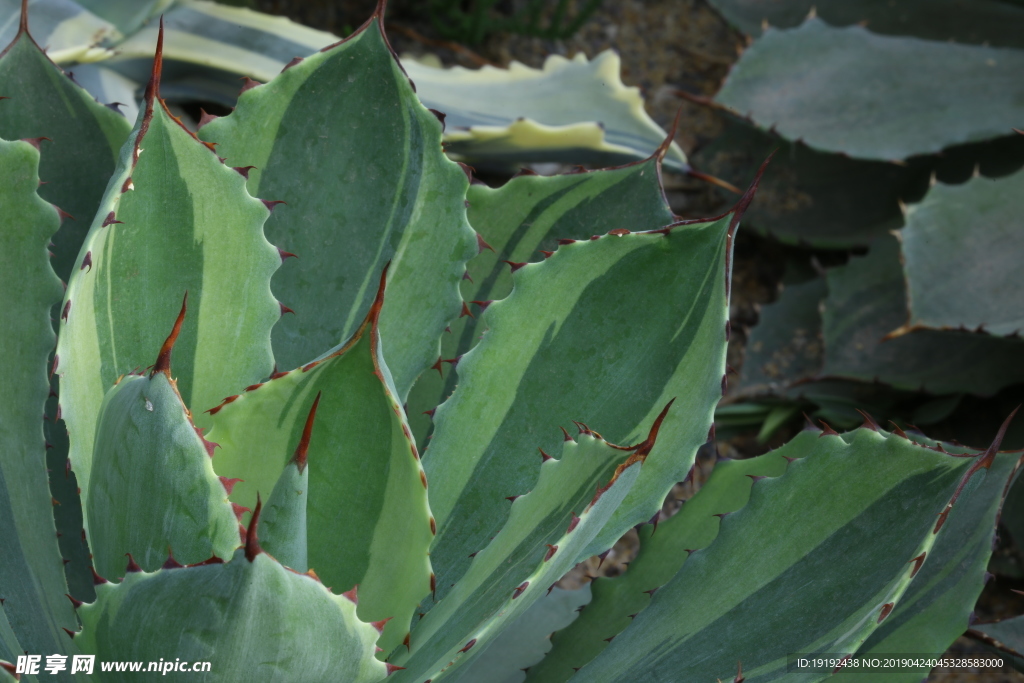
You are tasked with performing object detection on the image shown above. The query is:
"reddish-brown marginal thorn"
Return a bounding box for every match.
[505,495,519,503]
[734,660,745,683]
[60,299,71,322]
[934,407,1019,534]
[196,109,218,130]
[643,587,658,597]
[855,409,881,431]
[609,228,631,236]
[429,517,436,535]
[402,632,411,652]
[725,320,732,341]
[282,56,304,71]
[560,426,573,442]
[384,663,406,676]
[54,206,74,224]
[887,421,909,439]
[877,602,894,623]
[468,551,478,558]
[342,585,358,603]
[596,548,611,568]
[125,553,142,573]
[471,300,492,312]
[65,593,83,609]
[566,513,581,534]
[428,108,447,131]
[279,302,295,316]
[262,199,286,212]
[20,136,50,151]
[818,420,839,437]
[232,165,256,179]
[277,247,298,261]
[430,572,436,600]
[707,424,716,442]
[101,211,122,227]
[239,76,262,94]
[603,635,615,643]
[152,292,187,378]
[458,639,477,654]
[539,447,553,462]
[81,250,93,272]
[801,412,820,431]
[504,260,527,272]
[572,421,593,435]
[476,233,494,253]
[721,374,728,395]
[649,512,661,535]
[462,270,473,283]
[512,581,529,599]
[244,383,263,392]
[162,550,183,570]
[539,250,555,258]
[50,354,59,378]
[441,357,460,368]
[460,301,474,318]
[423,408,436,420]
[747,474,766,482]
[269,370,289,380]
[371,617,392,633]
[544,544,558,561]
[557,238,576,245]
[51,497,60,506]
[244,494,263,561]
[431,356,444,376]
[62,627,75,639]
[232,502,251,522]
[64,458,71,478]
[219,477,243,495]
[419,470,428,489]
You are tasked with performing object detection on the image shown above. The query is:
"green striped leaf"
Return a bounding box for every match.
[206,274,432,657]
[422,183,757,605]
[197,11,476,398]
[85,301,240,577]
[390,431,650,682]
[567,426,1020,682]
[448,585,592,683]
[715,18,1024,160]
[526,438,803,682]
[0,21,132,282]
[56,45,281,514]
[93,1,686,172]
[76,548,387,683]
[71,0,170,36]
[406,153,677,446]
[0,0,117,63]
[0,137,79,680]
[896,169,1024,337]
[821,235,1024,395]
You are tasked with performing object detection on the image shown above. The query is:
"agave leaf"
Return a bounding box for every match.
[63,62,140,122]
[258,439,310,574]
[897,169,1024,337]
[566,425,1020,682]
[829,434,1020,682]
[406,151,677,445]
[0,0,116,62]
[715,18,1024,160]
[526,435,803,682]
[707,0,1024,46]
[56,36,281,513]
[0,21,132,282]
[76,548,387,683]
[821,235,1024,395]
[0,604,28,682]
[198,11,475,399]
[390,432,650,681]
[0,137,79,677]
[971,617,1024,673]
[446,585,592,683]
[97,0,685,172]
[70,0,171,36]
[206,272,432,657]
[422,175,762,605]
[86,299,240,578]
[735,277,825,396]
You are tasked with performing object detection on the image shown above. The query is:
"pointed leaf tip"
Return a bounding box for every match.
[654,105,684,163]
[245,494,263,561]
[152,292,187,378]
[293,392,321,473]
[144,16,165,105]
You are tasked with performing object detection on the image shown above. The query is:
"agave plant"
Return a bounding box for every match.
[0,2,1021,682]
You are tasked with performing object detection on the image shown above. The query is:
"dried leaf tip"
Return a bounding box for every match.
[244,494,263,561]
[144,16,165,106]
[152,292,187,378]
[654,104,684,163]
[292,392,321,473]
[18,0,28,35]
